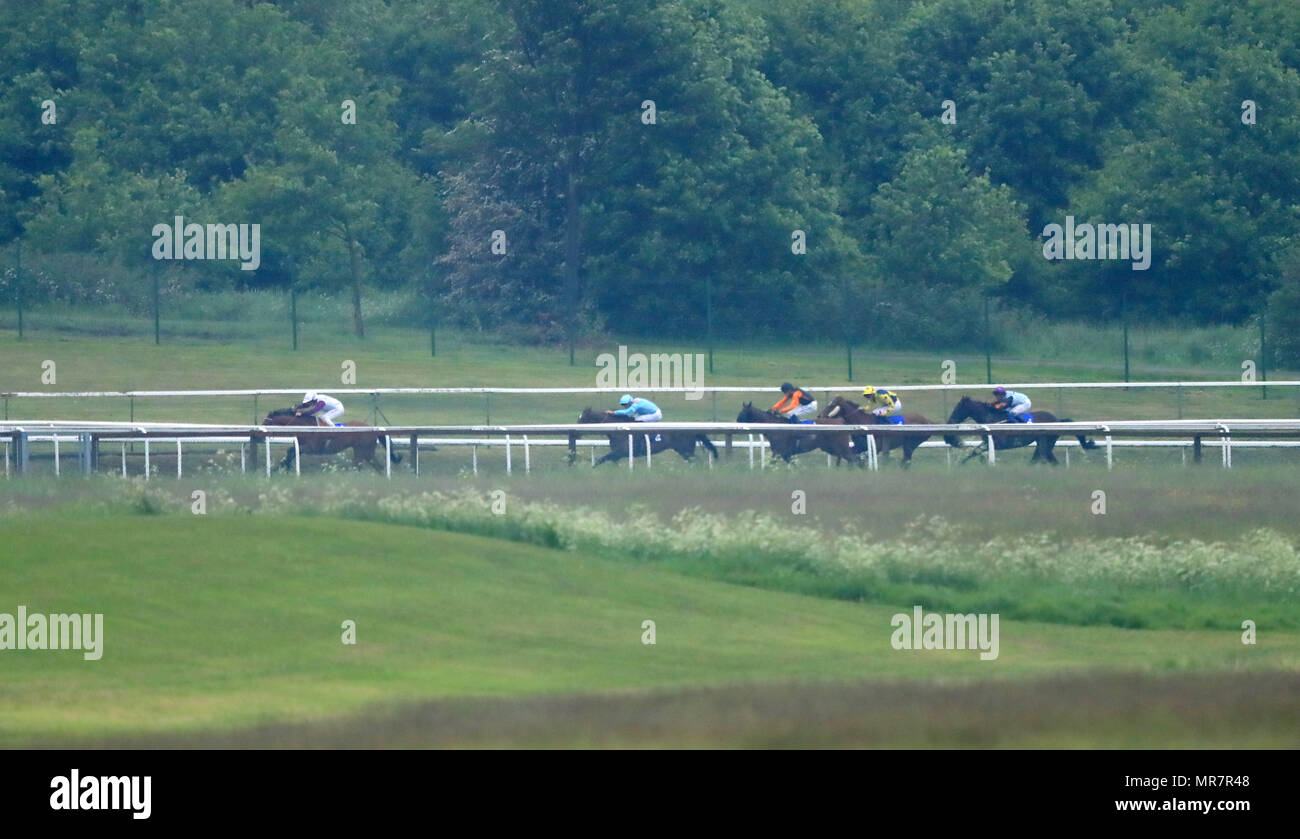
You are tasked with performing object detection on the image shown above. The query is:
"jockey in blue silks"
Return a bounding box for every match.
[607,394,663,422]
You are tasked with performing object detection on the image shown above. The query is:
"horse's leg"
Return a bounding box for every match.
[1044,436,1060,465]
[281,445,296,471]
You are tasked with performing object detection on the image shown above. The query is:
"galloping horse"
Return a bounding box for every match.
[943,396,1097,465]
[736,403,859,465]
[820,396,932,467]
[568,408,718,466]
[263,409,403,471]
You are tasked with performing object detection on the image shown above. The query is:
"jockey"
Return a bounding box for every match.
[295,391,346,426]
[607,394,662,422]
[861,386,902,418]
[772,382,818,422]
[992,386,1031,421]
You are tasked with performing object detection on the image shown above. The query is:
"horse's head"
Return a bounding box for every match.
[944,396,983,446]
[577,407,607,424]
[263,408,301,426]
[737,402,755,423]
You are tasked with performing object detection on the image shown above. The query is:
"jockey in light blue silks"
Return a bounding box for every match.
[607,394,662,422]
[992,386,1031,422]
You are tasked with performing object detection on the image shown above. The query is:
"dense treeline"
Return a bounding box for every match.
[2,0,1299,357]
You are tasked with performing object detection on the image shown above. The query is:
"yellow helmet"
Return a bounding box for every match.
[862,387,876,398]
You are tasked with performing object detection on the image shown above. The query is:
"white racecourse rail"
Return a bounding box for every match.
[5,417,1300,478]
[3,380,1298,401]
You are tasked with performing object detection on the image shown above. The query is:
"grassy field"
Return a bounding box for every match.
[2,307,1297,426]
[3,309,1298,748]
[2,513,1296,748]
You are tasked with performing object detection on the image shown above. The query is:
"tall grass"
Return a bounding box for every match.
[76,479,1300,631]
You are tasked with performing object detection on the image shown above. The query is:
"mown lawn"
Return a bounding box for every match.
[2,321,1297,425]
[2,514,1296,746]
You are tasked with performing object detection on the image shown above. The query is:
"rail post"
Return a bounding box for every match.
[1193,435,1202,463]
[644,434,652,469]
[15,430,29,476]
[523,435,530,474]
[505,434,512,474]
[176,440,182,478]
[628,434,633,471]
[410,433,419,476]
[80,433,94,476]
[385,433,392,479]
[1103,425,1113,470]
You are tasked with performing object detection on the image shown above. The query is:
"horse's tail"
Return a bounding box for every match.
[1056,418,1097,449]
[698,435,719,459]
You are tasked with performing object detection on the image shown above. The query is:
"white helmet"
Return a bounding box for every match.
[303,391,319,403]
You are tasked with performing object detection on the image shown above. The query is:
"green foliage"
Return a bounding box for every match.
[4,0,1300,343]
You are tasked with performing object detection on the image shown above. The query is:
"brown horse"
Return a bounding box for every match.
[263,409,402,471]
[820,396,932,467]
[568,408,718,466]
[736,403,860,465]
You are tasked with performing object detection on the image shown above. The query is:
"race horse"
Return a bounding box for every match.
[262,409,403,471]
[736,402,859,465]
[820,396,932,468]
[568,407,719,466]
[943,396,1097,465]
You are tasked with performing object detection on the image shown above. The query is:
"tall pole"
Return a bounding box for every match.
[705,273,714,374]
[152,264,161,345]
[1260,307,1267,400]
[15,240,23,339]
[1122,290,1130,383]
[984,294,992,384]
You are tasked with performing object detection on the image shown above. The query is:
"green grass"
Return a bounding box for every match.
[2,514,1296,746]
[2,297,1298,426]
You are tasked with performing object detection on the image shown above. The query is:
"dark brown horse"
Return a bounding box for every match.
[943,396,1097,465]
[736,403,860,465]
[263,409,402,471]
[820,396,932,467]
[568,408,718,466]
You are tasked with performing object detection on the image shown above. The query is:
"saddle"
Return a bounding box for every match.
[885,415,905,425]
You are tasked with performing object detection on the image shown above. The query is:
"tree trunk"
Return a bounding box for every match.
[344,220,365,339]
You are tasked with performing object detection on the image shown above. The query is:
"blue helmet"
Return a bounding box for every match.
[619,394,634,406]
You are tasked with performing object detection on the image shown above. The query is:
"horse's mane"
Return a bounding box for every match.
[265,408,297,418]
